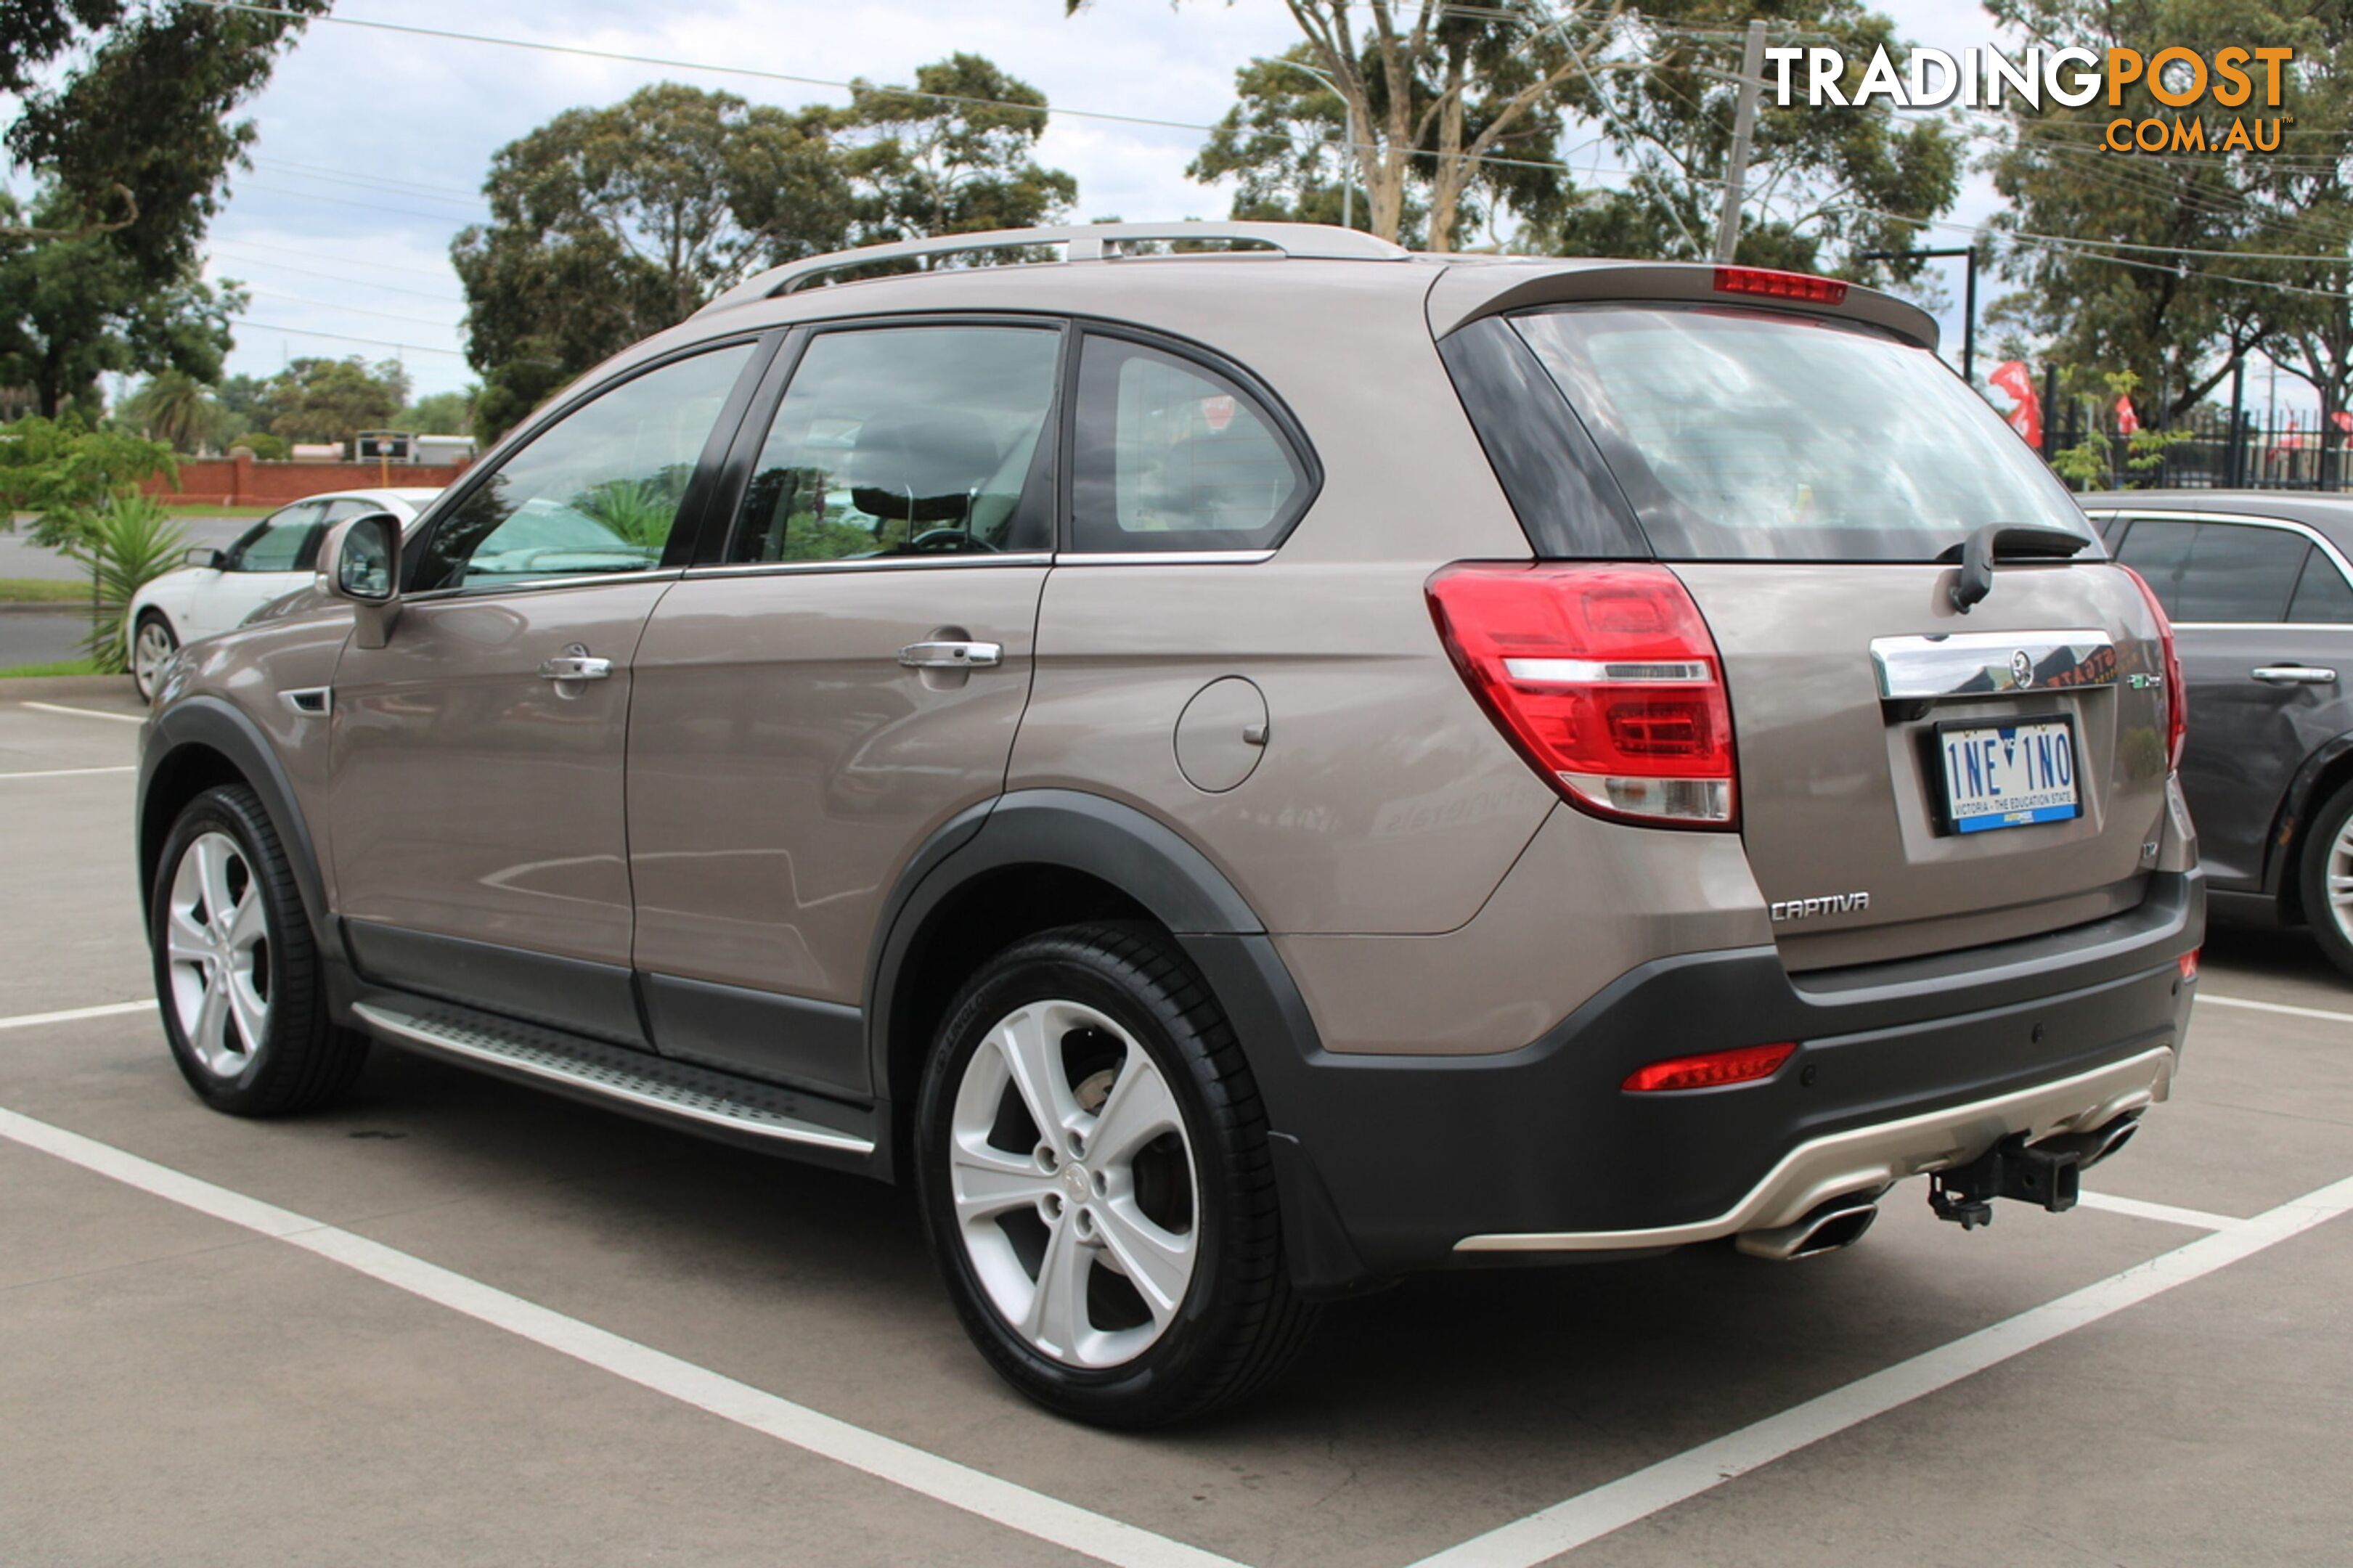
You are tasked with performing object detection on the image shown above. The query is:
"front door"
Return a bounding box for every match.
[328,340,764,1043]
[2113,512,2353,889]
[627,321,1064,1095]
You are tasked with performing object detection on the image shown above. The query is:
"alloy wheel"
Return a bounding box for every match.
[133,620,174,701]
[946,998,1199,1368]
[163,830,272,1077]
[2330,817,2353,945]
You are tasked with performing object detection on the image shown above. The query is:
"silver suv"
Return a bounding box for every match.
[136,222,2203,1426]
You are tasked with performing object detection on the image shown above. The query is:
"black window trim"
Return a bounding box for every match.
[399,330,783,600]
[2114,510,2353,628]
[1060,317,1323,559]
[693,309,1074,575]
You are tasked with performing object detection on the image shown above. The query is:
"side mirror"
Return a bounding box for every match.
[184,546,226,571]
[319,510,402,648]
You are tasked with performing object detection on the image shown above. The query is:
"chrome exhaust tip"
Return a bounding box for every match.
[1734,1193,1881,1262]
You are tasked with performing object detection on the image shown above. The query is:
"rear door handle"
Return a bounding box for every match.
[898,640,1002,670]
[538,647,613,682]
[2251,664,2338,685]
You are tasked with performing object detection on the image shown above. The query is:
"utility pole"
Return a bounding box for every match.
[1713,19,1768,264]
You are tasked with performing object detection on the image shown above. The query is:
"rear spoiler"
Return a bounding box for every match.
[1424,258,1938,351]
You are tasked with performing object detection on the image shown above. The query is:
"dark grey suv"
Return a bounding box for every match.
[2087,491,2353,976]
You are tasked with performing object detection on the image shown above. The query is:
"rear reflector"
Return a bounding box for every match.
[1623,1042,1795,1093]
[1713,266,1848,304]
[2120,565,2187,772]
[1427,563,1739,828]
[2179,949,2200,981]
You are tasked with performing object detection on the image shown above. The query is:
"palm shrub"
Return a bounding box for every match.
[62,494,189,672]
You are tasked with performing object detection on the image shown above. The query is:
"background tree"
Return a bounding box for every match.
[260,356,411,447]
[398,387,478,436]
[1188,47,1420,237]
[119,369,227,454]
[0,410,182,670]
[833,54,1077,240]
[4,0,325,274]
[453,82,852,442]
[1984,0,2349,422]
[1554,1,1960,277]
[1079,0,1610,250]
[0,185,240,418]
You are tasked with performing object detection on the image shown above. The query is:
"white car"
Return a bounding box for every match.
[129,488,441,700]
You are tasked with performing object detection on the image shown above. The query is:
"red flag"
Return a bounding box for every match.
[2332,411,2352,434]
[1987,361,2041,447]
[2285,412,2304,452]
[2115,395,2140,436]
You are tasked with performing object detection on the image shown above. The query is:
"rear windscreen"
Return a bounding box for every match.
[1511,306,2096,563]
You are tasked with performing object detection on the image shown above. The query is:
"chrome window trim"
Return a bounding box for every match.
[1055,549,1275,566]
[2111,508,2353,624]
[1870,628,2116,701]
[682,552,1053,581]
[400,568,684,605]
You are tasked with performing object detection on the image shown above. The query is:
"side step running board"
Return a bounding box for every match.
[352,999,877,1160]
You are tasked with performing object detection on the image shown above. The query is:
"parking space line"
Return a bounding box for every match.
[17,701,144,724]
[0,1103,1247,1568]
[0,765,136,780]
[0,1000,154,1032]
[1408,1171,2353,1568]
[2196,992,2353,1026]
[2074,1190,2244,1232]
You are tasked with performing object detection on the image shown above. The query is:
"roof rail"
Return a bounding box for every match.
[696,221,1411,316]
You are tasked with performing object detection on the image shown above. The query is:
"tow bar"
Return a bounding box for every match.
[1929,1116,2142,1230]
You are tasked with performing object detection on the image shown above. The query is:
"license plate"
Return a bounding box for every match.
[1936,718,2081,835]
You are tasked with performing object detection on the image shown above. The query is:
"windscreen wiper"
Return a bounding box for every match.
[1938,523,2091,614]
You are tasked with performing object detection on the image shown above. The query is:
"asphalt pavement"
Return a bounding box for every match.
[1,690,2347,1567]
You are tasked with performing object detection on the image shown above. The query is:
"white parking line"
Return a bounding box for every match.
[0,1103,1244,1568]
[17,700,144,724]
[2074,1190,2245,1232]
[1408,1171,2353,1568]
[2196,992,2353,1026]
[0,765,136,780]
[0,1000,154,1032]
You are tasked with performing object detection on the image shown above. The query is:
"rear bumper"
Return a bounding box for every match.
[1191,870,2202,1288]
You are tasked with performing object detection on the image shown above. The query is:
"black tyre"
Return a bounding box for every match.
[131,612,176,703]
[914,923,1315,1426]
[2300,777,2353,982]
[150,784,368,1114]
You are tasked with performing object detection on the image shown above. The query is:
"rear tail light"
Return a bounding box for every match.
[2120,565,2187,772]
[1713,266,1847,304]
[1623,1042,1795,1093]
[1426,562,1738,828]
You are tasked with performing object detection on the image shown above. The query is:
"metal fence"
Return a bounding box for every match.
[2040,400,2352,493]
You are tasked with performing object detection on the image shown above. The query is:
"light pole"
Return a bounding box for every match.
[1257,55,1357,231]
[1860,245,1980,388]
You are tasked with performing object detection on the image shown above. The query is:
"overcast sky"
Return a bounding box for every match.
[85,1,2019,404]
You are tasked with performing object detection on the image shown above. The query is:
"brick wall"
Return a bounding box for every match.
[146,452,472,507]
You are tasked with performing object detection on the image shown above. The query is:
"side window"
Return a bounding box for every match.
[2289,549,2353,623]
[2113,519,2195,616]
[2174,522,2307,623]
[227,502,325,573]
[728,325,1060,563]
[416,343,755,592]
[1071,335,1308,553]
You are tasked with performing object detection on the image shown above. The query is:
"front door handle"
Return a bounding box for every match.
[898,640,1003,670]
[538,646,613,682]
[2251,664,2338,685]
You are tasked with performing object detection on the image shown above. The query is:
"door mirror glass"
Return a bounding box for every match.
[183,546,226,571]
[323,512,401,603]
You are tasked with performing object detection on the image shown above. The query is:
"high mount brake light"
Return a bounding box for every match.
[1426,563,1739,828]
[2120,565,2187,772]
[1713,266,1848,304]
[1623,1042,1795,1093]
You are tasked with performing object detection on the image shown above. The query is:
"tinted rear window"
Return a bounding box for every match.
[1510,306,2095,563]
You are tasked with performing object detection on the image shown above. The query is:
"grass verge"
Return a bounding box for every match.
[0,658,102,679]
[0,579,91,605]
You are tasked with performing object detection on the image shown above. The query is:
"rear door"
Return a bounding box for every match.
[1506,304,2172,969]
[626,319,1063,1098]
[2113,512,2353,891]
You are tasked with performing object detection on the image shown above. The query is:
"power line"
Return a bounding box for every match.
[232,286,462,331]
[211,236,459,279]
[205,251,466,304]
[227,317,468,357]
